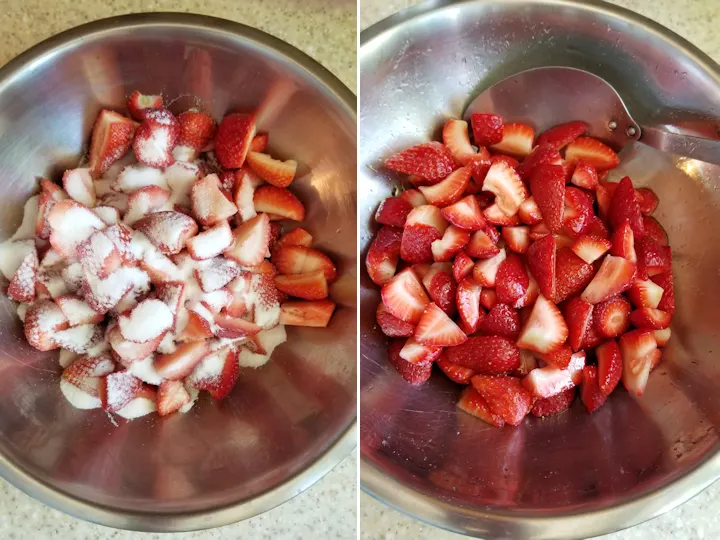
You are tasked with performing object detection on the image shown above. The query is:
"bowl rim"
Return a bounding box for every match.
[0,11,356,533]
[360,0,720,538]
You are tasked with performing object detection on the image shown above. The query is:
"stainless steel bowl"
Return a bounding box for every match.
[0,13,356,532]
[360,1,720,538]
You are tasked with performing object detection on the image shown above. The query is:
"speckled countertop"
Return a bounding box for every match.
[360,0,720,539]
[0,1,356,539]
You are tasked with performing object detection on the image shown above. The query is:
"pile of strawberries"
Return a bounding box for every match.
[367,115,673,427]
[1,90,337,418]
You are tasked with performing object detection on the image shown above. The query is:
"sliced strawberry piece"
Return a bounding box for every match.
[554,247,596,303]
[571,235,611,264]
[156,380,191,416]
[654,328,672,347]
[398,337,443,364]
[495,254,529,305]
[531,387,576,417]
[502,226,530,254]
[570,161,598,190]
[445,336,519,374]
[479,288,497,310]
[431,226,470,262]
[400,205,448,263]
[77,230,122,280]
[46,200,106,258]
[8,249,38,303]
[629,307,671,329]
[108,323,162,366]
[562,296,593,352]
[279,299,336,327]
[465,229,499,259]
[277,227,313,249]
[608,176,645,239]
[651,272,675,314]
[636,188,659,215]
[437,357,474,384]
[385,142,455,182]
[100,370,142,412]
[119,298,173,343]
[471,374,532,426]
[596,339,622,395]
[456,277,483,334]
[399,189,427,207]
[584,217,609,241]
[214,113,256,169]
[483,203,520,226]
[565,137,619,171]
[224,213,269,267]
[126,90,163,120]
[375,196,413,227]
[610,222,637,263]
[186,220,234,260]
[448,252,471,282]
[490,122,534,157]
[581,255,636,304]
[468,149,493,184]
[536,343,572,369]
[442,119,476,165]
[177,110,217,150]
[472,248,507,287]
[482,161,527,216]
[387,338,433,384]
[440,194,487,231]
[134,211,198,255]
[528,222,550,241]
[132,108,180,168]
[643,216,668,246]
[414,302,467,346]
[535,121,587,151]
[154,341,209,380]
[250,133,268,153]
[376,302,415,337]
[275,270,328,300]
[636,237,671,277]
[422,263,457,316]
[36,180,68,240]
[513,274,539,309]
[61,353,115,399]
[580,366,607,413]
[620,329,657,397]
[246,151,297,188]
[178,308,214,342]
[517,145,562,182]
[271,244,336,281]
[526,234,555,299]
[365,226,402,286]
[419,166,471,207]
[88,110,137,175]
[199,289,232,315]
[62,168,96,208]
[192,256,241,293]
[191,173,238,226]
[522,351,585,398]
[593,295,631,338]
[514,349,539,377]
[517,293,568,354]
[254,185,305,221]
[122,185,171,225]
[562,187,594,238]
[457,386,505,427]
[381,267,430,324]
[24,298,69,351]
[189,347,240,400]
[55,295,104,326]
[529,164,565,233]
[518,197,542,225]
[627,279,664,309]
[470,113,503,147]
[478,303,520,340]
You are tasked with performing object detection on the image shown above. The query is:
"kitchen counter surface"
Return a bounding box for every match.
[360,0,720,539]
[0,0,357,539]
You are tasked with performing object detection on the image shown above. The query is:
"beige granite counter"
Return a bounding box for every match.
[0,1,357,539]
[360,0,720,539]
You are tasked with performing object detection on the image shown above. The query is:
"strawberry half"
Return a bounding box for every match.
[438,357,474,384]
[620,329,657,397]
[522,351,585,398]
[466,229,500,259]
[88,110,137,175]
[445,336,520,375]
[381,267,430,324]
[530,164,565,233]
[443,119,477,165]
[375,196,413,227]
[414,302,467,346]
[376,302,415,337]
[215,113,256,169]
[596,339,622,395]
[365,226,403,286]
[279,299,336,327]
[554,247,596,303]
[581,255,636,304]
[593,295,631,338]
[565,137,620,171]
[385,142,455,182]
[399,337,443,365]
[419,166,471,207]
[526,234,556,299]
[275,270,328,300]
[608,176,645,240]
[440,195,487,230]
[495,253,529,305]
[502,226,530,254]
[400,205,448,264]
[472,248,507,287]
[580,366,607,413]
[531,387,576,417]
[571,235,611,264]
[570,161,599,190]
[516,293,568,354]
[627,279,664,309]
[490,122,535,157]
[456,277,483,334]
[431,226,470,262]
[470,113,503,147]
[562,296,593,351]
[457,386,505,427]
[535,121,587,151]
[471,375,533,426]
[482,160,527,216]
[387,338,433,384]
[629,307,672,329]
[246,151,297,188]
[453,251,475,283]
[478,303,520,340]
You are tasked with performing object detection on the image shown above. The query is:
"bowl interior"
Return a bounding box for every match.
[0,14,356,530]
[360,1,720,537]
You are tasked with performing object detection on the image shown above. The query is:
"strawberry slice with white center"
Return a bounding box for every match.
[24,299,69,351]
[55,295,104,326]
[483,203,521,226]
[522,351,585,398]
[253,185,305,221]
[7,248,38,303]
[502,226,530,254]
[271,244,337,281]
[275,270,328,300]
[47,200,106,258]
[365,226,402,286]
[439,194,487,231]
[100,370,142,412]
[193,256,240,292]
[535,121,588,151]
[398,337,442,364]
[156,380,191,416]
[620,329,657,397]
[472,248,506,287]
[581,255,636,304]
[186,220,234,260]
[62,168,96,208]
[132,108,180,168]
[629,307,672,329]
[385,141,456,182]
[489,122,535,157]
[418,166,471,207]
[191,173,238,226]
[442,119,477,165]
[593,295,631,338]
[154,340,210,380]
[224,213,270,267]
[246,151,297,188]
[108,324,164,366]
[123,185,171,225]
[279,299,336,327]
[518,197,542,225]
[88,110,137,175]
[570,161,598,190]
[118,298,173,343]
[277,227,313,249]
[456,277,483,334]
[654,327,672,346]
[482,160,527,216]
[516,293,568,354]
[571,235,611,264]
[214,313,262,339]
[187,346,240,400]
[457,386,505,427]
[127,90,163,121]
[114,164,169,193]
[431,225,470,262]
[380,267,430,324]
[627,279,664,309]
[466,228,500,259]
[414,302,467,347]
[134,210,199,255]
[215,113,256,169]
[399,189,428,207]
[565,137,620,171]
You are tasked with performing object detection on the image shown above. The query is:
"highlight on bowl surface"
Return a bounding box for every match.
[0,90,339,419]
[367,113,674,427]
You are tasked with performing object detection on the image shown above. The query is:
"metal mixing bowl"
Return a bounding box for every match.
[360,1,720,538]
[0,13,356,532]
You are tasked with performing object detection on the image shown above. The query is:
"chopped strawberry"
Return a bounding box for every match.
[619,329,657,397]
[470,113,503,146]
[643,216,668,246]
[153,341,209,380]
[279,299,335,327]
[24,299,69,351]
[214,113,256,169]
[62,168,96,208]
[531,387,576,417]
[457,386,505,427]
[431,226,470,262]
[440,194,487,230]
[376,302,415,337]
[414,303,467,346]
[156,380,191,416]
[365,226,403,286]
[535,121,587,151]
[271,244,336,281]
[108,324,163,365]
[8,249,38,303]
[421,263,457,316]
[123,185,171,225]
[387,338,433,384]
[253,185,305,221]
[579,366,607,413]
[277,227,313,249]
[225,213,270,267]
[562,187,594,238]
[445,336,520,374]
[274,270,328,300]
[495,253,529,305]
[471,375,532,426]
[479,288,497,310]
[134,211,198,255]
[248,133,268,153]
[636,237,671,277]
[465,228,500,259]
[570,161,599,190]
[596,339,622,395]
[375,196,413,227]
[127,90,162,120]
[654,328,672,347]
[483,203,521,226]
[562,296,593,351]
[482,161,527,216]
[517,145,562,181]
[246,151,297,188]
[385,142,455,182]
[584,217,610,241]
[456,277,483,334]
[185,220,234,260]
[132,108,180,168]
[442,119,476,165]
[514,349,538,376]
[177,110,217,150]
[610,222,637,263]
[522,351,585,398]
[453,251,475,282]
[468,149,493,184]
[380,267,430,324]
[651,272,675,314]
[437,357,474,384]
[478,303,520,340]
[517,292,569,354]
[526,234,556,299]
[593,295,631,338]
[565,137,619,171]
[627,279,664,309]
[398,337,443,364]
[502,226,530,254]
[528,222,550,241]
[529,164,565,233]
[191,174,238,226]
[88,110,137,175]
[400,205,448,263]
[77,230,123,280]
[490,122,535,157]
[636,188,659,215]
[629,307,671,329]
[35,180,68,240]
[419,166,471,207]
[192,256,240,292]
[189,346,240,400]
[399,188,427,207]
[571,235,611,264]
[472,248,507,287]
[555,247,596,303]
[518,197,542,225]
[581,255,635,304]
[608,176,645,240]
[536,343,572,369]
[100,370,142,412]
[513,274,540,309]
[55,295,104,326]
[177,308,214,341]
[46,200,106,257]
[62,353,115,398]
